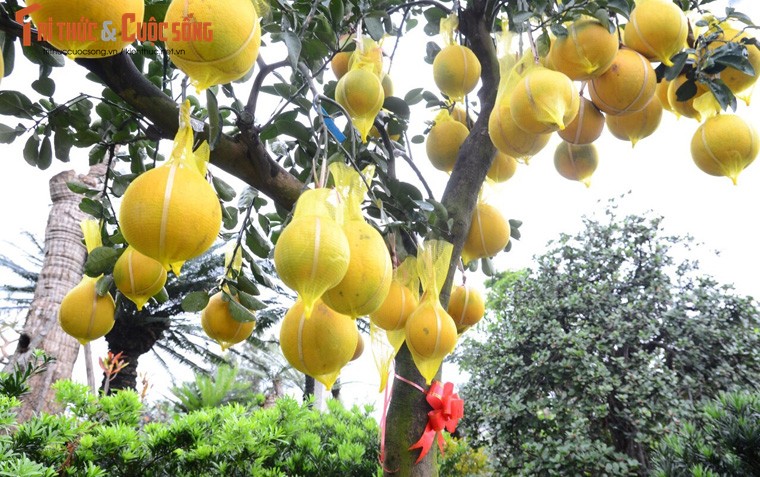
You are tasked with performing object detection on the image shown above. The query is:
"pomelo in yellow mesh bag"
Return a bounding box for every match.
[426,109,470,172]
[335,61,384,143]
[606,96,663,147]
[273,187,350,318]
[405,240,458,384]
[58,220,115,345]
[554,141,599,187]
[119,101,222,275]
[321,163,392,317]
[461,202,511,266]
[486,152,518,183]
[433,14,481,102]
[165,0,261,90]
[113,245,167,311]
[548,18,619,80]
[623,0,687,66]
[447,284,485,333]
[279,298,358,389]
[589,48,656,116]
[201,292,255,351]
[27,0,143,58]
[370,257,420,331]
[690,114,759,185]
[557,96,605,145]
[510,66,580,134]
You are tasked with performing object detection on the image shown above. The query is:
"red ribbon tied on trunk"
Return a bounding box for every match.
[408,381,464,463]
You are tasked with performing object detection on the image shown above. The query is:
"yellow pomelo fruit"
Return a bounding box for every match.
[691,114,759,185]
[58,278,115,345]
[331,51,352,80]
[322,220,392,317]
[667,75,709,121]
[351,331,364,361]
[369,281,419,331]
[450,105,471,129]
[487,152,518,182]
[113,246,168,311]
[433,44,482,102]
[589,48,657,116]
[447,285,485,333]
[623,0,687,66]
[488,101,552,159]
[405,299,457,360]
[606,97,663,147]
[462,203,511,265]
[549,19,619,80]
[707,27,760,95]
[656,78,675,113]
[557,96,605,145]
[510,67,580,134]
[273,214,350,315]
[554,141,599,187]
[119,162,222,272]
[201,292,255,351]
[335,67,385,142]
[28,0,143,58]
[426,119,469,172]
[381,73,394,98]
[279,299,358,382]
[165,0,261,90]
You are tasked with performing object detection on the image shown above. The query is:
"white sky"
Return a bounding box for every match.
[0,0,758,406]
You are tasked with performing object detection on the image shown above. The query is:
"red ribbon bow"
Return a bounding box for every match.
[408,381,464,463]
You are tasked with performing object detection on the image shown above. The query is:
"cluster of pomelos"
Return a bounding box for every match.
[273,163,487,387]
[58,102,250,350]
[424,0,758,187]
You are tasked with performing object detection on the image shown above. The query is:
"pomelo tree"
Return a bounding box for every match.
[0,0,758,475]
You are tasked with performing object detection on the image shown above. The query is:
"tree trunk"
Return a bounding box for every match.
[382,2,498,475]
[100,300,171,394]
[5,164,107,421]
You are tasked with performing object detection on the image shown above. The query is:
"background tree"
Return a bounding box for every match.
[0,0,756,475]
[456,204,760,476]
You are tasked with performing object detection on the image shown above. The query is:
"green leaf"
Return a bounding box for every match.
[675,79,697,102]
[181,291,210,312]
[281,31,302,69]
[79,198,104,217]
[222,205,238,230]
[238,186,259,210]
[84,246,120,277]
[2,33,15,78]
[329,0,344,28]
[213,176,236,202]
[246,226,271,259]
[663,52,690,81]
[227,297,257,323]
[67,181,99,195]
[95,275,113,297]
[53,128,74,161]
[0,123,20,144]
[425,42,440,65]
[206,88,221,151]
[404,88,424,105]
[237,274,260,295]
[38,136,52,170]
[236,291,267,312]
[275,119,312,142]
[31,77,55,96]
[0,91,34,119]
[364,13,386,41]
[382,97,411,120]
[705,79,736,111]
[23,134,40,167]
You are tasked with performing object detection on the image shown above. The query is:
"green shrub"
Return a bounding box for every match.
[651,391,760,476]
[0,378,381,476]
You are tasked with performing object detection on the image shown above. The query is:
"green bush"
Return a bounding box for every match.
[0,379,381,477]
[651,391,760,477]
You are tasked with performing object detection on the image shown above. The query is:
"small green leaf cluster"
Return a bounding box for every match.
[651,391,760,477]
[0,379,381,477]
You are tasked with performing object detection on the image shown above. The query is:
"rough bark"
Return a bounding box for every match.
[383,2,499,475]
[5,164,107,421]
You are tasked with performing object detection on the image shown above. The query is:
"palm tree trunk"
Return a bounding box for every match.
[4,164,107,421]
